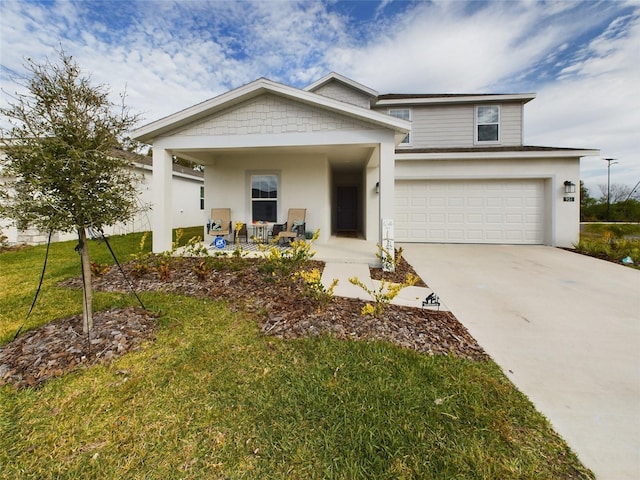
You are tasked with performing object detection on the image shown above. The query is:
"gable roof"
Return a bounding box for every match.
[304,72,378,98]
[132,77,408,143]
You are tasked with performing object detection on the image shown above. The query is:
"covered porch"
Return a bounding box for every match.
[131,77,409,254]
[150,138,397,254]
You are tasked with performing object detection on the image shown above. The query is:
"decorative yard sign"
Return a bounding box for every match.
[422,293,441,310]
[382,218,395,272]
[213,237,226,249]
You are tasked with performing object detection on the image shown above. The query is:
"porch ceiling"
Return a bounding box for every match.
[174,144,378,172]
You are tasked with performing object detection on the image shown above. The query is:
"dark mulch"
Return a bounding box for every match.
[0,307,157,389]
[1,256,486,389]
[369,254,428,287]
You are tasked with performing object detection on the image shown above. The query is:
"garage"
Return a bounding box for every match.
[395,179,545,244]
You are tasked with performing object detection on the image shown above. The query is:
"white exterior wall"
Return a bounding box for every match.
[394,156,580,247]
[376,103,523,148]
[136,166,204,229]
[204,153,331,242]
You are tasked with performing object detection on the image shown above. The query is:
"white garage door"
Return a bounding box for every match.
[395,179,545,244]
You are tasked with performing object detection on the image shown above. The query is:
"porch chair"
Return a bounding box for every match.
[275,208,306,244]
[207,208,232,244]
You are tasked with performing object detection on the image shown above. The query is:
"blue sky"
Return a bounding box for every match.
[1,0,638,195]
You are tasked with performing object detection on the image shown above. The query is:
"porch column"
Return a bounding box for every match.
[379,140,396,269]
[152,148,173,253]
[378,140,395,227]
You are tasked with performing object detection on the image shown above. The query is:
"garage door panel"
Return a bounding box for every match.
[395,179,544,244]
[467,197,484,207]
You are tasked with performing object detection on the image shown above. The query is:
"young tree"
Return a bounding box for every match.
[0,49,142,339]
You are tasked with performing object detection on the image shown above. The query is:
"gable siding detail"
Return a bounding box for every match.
[375,102,523,148]
[314,83,372,108]
[172,94,374,137]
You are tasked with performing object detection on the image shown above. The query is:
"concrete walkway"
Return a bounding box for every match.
[314,237,445,310]
[399,244,640,480]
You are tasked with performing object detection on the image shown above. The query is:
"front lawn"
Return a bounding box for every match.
[0,232,593,479]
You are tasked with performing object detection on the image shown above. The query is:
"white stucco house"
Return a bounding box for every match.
[0,149,204,245]
[132,72,598,253]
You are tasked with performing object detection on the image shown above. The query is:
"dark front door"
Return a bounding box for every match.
[337,186,358,231]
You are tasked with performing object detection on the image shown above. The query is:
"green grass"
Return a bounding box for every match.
[0,232,594,479]
[581,222,640,237]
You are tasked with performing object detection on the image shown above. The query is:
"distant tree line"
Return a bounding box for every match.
[581,181,640,222]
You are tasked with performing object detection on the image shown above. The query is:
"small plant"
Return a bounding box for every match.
[349,274,418,317]
[258,230,319,281]
[182,236,210,257]
[130,232,152,277]
[153,249,176,281]
[295,268,338,307]
[192,258,213,280]
[172,228,184,251]
[376,244,404,272]
[90,262,110,277]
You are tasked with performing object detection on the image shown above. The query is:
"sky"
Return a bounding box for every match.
[1,0,638,197]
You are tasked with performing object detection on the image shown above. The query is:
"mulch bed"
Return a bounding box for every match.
[0,307,157,389]
[1,256,486,390]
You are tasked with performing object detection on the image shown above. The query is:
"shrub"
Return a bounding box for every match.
[90,262,110,277]
[349,274,418,317]
[376,244,404,272]
[258,230,319,281]
[192,258,213,280]
[295,268,338,308]
[182,236,209,257]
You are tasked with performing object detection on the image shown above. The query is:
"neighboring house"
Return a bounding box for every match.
[0,149,204,245]
[132,72,598,253]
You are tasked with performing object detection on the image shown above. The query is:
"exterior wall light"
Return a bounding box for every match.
[564,181,576,194]
[375,182,380,194]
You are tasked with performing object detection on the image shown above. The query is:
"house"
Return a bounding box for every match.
[132,72,598,253]
[0,149,204,245]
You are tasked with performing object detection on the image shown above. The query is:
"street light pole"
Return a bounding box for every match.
[604,158,618,221]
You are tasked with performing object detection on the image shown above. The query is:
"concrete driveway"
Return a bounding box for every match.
[400,244,640,480]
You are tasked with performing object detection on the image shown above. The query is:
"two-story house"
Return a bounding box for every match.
[132,72,598,253]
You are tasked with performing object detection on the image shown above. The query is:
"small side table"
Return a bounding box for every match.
[251,223,270,243]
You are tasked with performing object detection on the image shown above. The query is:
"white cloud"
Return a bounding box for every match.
[1,0,637,193]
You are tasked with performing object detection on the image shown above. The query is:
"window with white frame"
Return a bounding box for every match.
[389,108,411,144]
[199,186,204,210]
[476,105,500,143]
[251,174,278,222]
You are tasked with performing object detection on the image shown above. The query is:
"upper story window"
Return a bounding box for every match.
[476,105,500,143]
[200,186,204,210]
[389,108,411,145]
[251,174,278,222]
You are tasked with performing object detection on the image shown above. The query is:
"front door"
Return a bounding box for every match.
[337,186,358,232]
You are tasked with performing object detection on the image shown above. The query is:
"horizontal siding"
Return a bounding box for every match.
[412,105,473,147]
[314,83,372,109]
[499,103,522,146]
[375,102,523,148]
